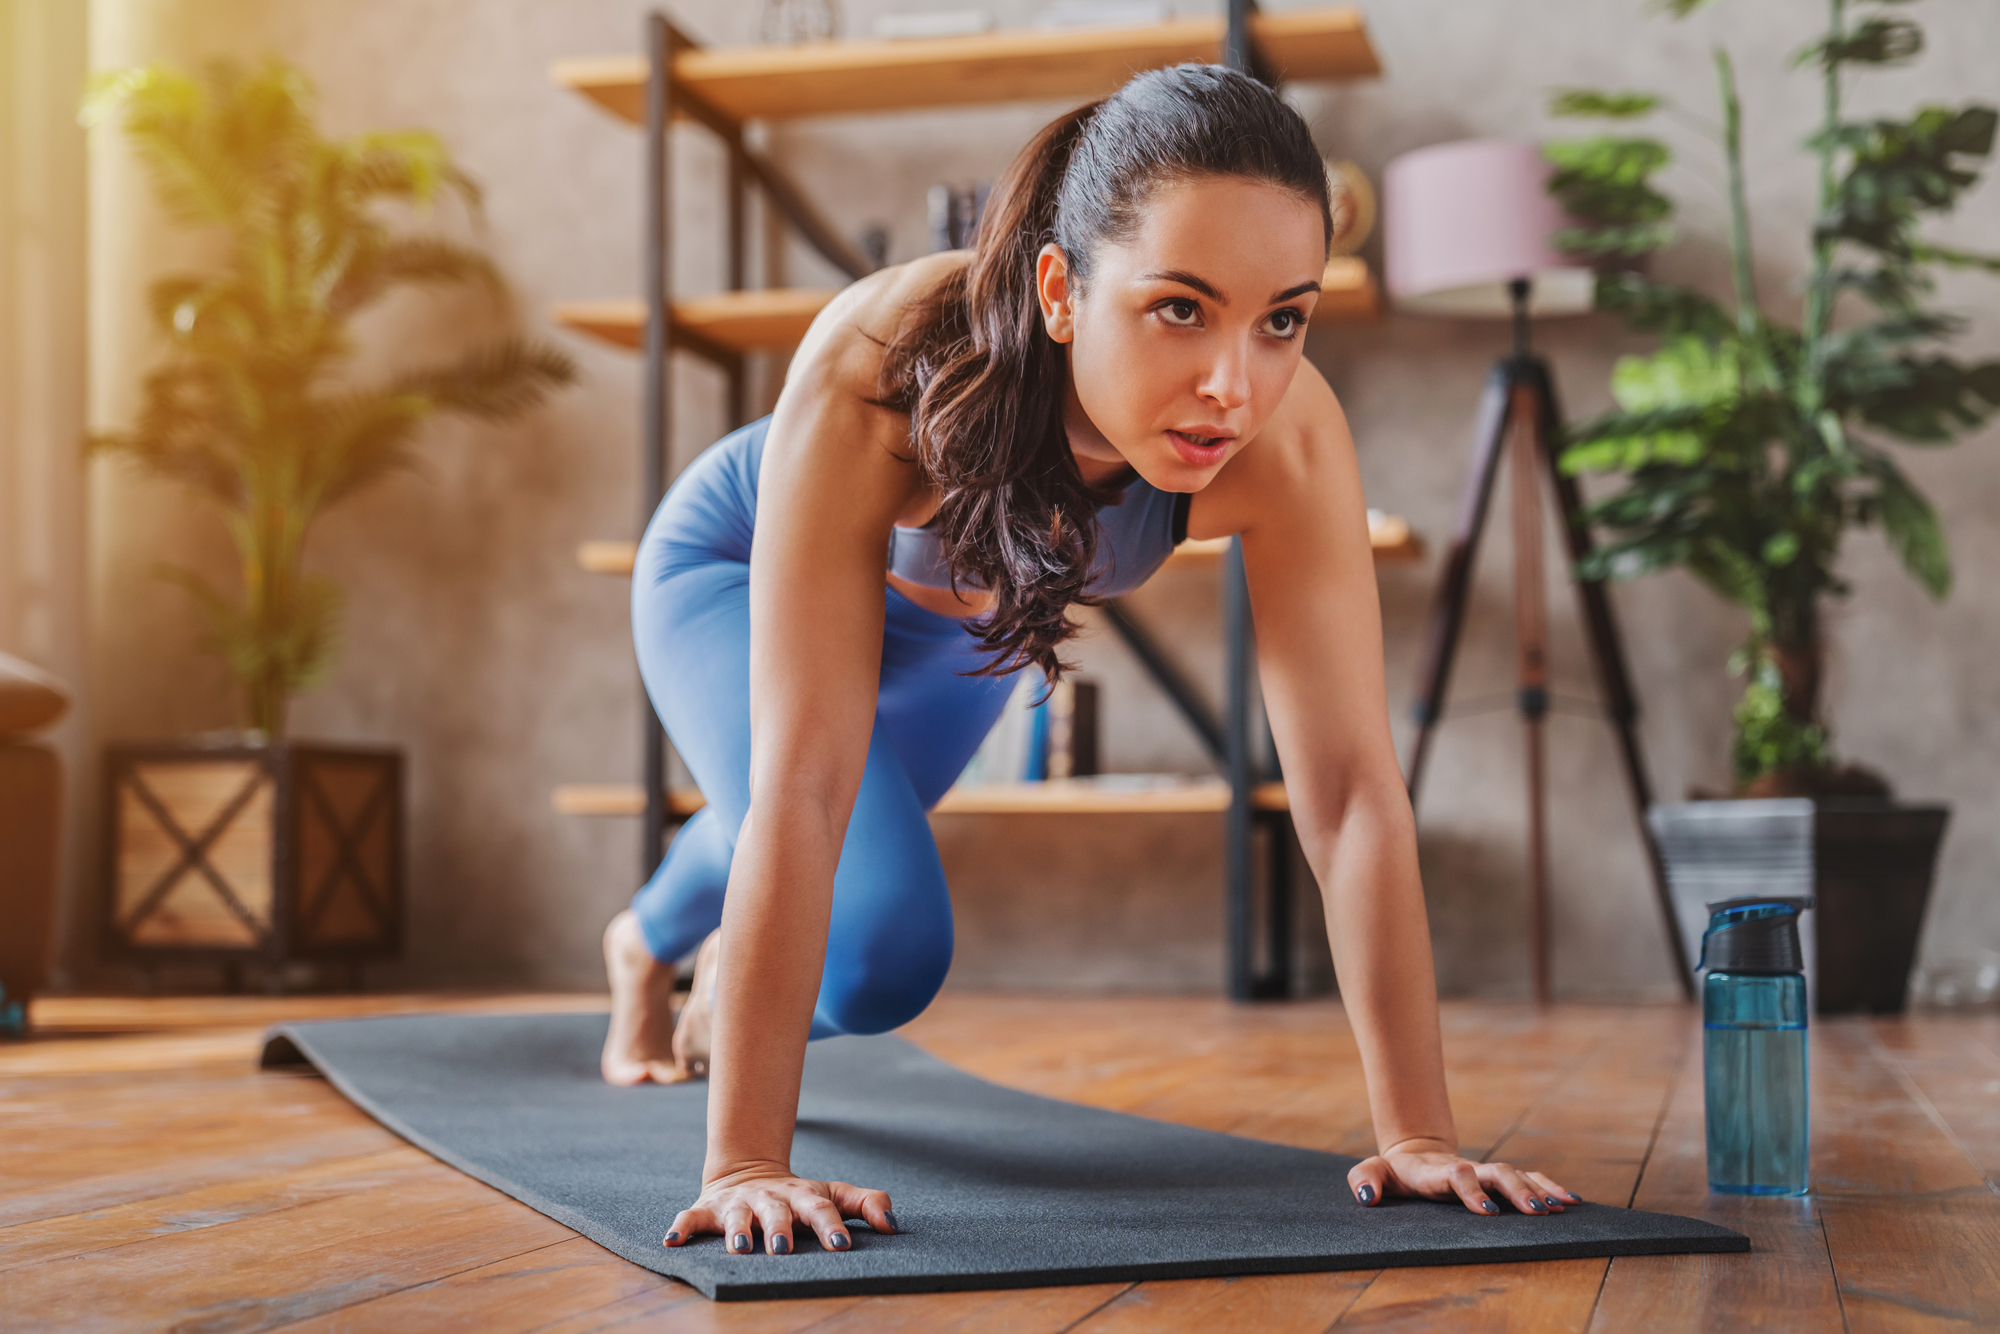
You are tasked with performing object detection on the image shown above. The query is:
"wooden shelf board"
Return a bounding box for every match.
[553,778,1288,819]
[552,8,1378,125]
[555,258,1378,358]
[575,512,1418,582]
[553,289,841,354]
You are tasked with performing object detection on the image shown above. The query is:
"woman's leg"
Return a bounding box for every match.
[627,556,755,964]
[808,589,1020,1034]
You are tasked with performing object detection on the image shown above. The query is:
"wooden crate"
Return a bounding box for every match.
[102,741,404,971]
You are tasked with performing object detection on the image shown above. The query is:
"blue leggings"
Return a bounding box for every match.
[629,419,1019,1039]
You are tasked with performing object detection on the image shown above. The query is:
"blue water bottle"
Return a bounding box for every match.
[1702,896,1810,1196]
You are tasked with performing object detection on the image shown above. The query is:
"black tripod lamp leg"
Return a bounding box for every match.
[1530,366,1695,997]
[1405,363,1516,802]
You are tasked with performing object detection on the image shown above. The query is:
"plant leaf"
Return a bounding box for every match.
[1610,337,1743,414]
[392,337,577,422]
[1796,16,1923,68]
[1592,274,1736,340]
[1549,89,1662,119]
[1866,455,1951,596]
[1545,137,1674,225]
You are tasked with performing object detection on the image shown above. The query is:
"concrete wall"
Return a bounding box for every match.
[83,0,1999,998]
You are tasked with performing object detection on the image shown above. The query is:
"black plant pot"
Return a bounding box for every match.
[1650,799,1949,1014]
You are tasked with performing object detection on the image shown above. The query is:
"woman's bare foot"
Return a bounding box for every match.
[672,928,722,1080]
[601,910,684,1085]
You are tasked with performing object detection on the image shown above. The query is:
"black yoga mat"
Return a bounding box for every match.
[260,1012,1745,1301]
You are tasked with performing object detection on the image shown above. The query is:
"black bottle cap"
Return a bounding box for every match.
[1700,896,1812,975]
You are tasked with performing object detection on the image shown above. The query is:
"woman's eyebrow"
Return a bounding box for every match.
[1141,269,1223,301]
[1270,280,1322,303]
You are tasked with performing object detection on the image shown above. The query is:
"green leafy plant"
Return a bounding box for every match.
[84,59,575,736]
[1548,0,2000,796]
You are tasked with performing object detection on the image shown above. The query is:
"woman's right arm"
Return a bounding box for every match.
[663,280,928,1257]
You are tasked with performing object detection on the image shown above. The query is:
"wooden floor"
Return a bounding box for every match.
[3,995,1997,1332]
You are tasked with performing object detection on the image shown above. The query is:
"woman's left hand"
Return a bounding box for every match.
[1347,1138,1582,1216]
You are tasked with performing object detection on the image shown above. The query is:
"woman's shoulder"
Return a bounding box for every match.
[790,251,969,400]
[1189,360,1353,538]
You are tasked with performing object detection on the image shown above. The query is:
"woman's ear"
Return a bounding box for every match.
[1036,243,1076,344]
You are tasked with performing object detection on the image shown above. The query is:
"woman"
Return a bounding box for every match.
[600,65,1578,1257]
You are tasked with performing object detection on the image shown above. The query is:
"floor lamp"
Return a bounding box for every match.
[1383,140,1692,1004]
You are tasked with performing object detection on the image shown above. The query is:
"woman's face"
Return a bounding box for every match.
[1037,174,1326,493]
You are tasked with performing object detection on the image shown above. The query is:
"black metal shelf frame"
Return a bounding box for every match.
[628,0,1296,1001]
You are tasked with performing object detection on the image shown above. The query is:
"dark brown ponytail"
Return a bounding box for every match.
[875,64,1331,682]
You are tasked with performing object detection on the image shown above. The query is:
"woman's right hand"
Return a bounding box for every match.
[665,1161,899,1255]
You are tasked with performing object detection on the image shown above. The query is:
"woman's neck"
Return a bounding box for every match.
[1063,377,1137,489]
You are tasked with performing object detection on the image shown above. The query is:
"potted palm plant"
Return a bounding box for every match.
[87,60,574,987]
[1547,0,1997,1012]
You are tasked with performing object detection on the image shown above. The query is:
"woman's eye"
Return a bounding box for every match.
[1158,299,1201,326]
[1265,308,1305,338]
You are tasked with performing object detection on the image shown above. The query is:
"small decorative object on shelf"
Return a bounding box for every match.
[103,740,403,986]
[1324,158,1376,256]
[859,223,892,270]
[763,0,842,44]
[1046,678,1101,781]
[873,9,995,40]
[927,182,990,252]
[1036,1,1173,28]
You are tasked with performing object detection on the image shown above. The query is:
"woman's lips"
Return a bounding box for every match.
[1168,429,1233,467]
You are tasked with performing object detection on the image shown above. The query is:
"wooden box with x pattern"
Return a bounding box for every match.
[102,741,404,967]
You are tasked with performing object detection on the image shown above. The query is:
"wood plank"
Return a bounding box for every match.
[1810,1020,2000,1330]
[553,289,842,354]
[0,1126,395,1232]
[552,8,1378,126]
[554,779,1293,820]
[0,1147,429,1273]
[25,990,608,1038]
[0,1073,384,1191]
[1867,1012,2000,1189]
[2,1170,573,1331]
[274,1235,690,1334]
[1590,1019,1846,1332]
[1078,1273,1374,1331]
[798,1282,1133,1333]
[555,260,1380,359]
[577,525,1415,586]
[533,1285,861,1333]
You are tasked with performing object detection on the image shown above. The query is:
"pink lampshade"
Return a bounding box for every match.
[1383,139,1594,320]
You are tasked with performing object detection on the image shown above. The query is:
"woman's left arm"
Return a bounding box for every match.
[1216,364,1578,1217]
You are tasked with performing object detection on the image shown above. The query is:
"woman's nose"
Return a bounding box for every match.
[1197,341,1252,411]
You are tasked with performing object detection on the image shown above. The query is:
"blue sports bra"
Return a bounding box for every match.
[887,471,1192,599]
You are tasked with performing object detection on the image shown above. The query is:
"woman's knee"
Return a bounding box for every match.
[814,917,953,1036]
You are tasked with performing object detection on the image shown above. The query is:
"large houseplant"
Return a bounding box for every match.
[1547,0,1997,1010]
[86,60,573,986]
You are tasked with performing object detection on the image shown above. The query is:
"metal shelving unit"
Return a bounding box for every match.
[552,2,1392,1000]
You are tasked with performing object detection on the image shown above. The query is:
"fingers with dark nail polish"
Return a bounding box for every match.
[772,1234,790,1254]
[732,1233,751,1253]
[1527,1199,1549,1213]
[830,1231,852,1250]
[1544,1196,1561,1209]
[1480,1199,1500,1214]
[884,1210,902,1233]
[1357,1184,1376,1205]
[1567,1192,1584,1203]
